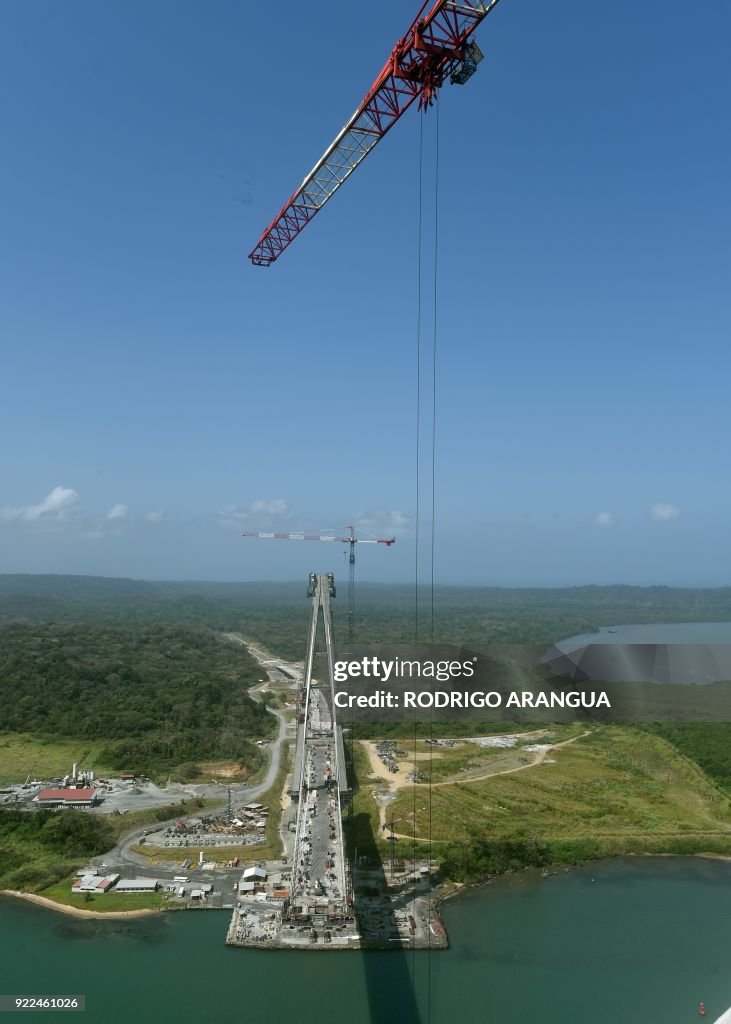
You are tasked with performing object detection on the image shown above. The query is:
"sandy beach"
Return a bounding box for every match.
[0,889,162,920]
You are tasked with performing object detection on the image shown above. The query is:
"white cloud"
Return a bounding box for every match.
[355,509,413,537]
[650,503,681,521]
[218,499,292,528]
[107,503,128,520]
[0,486,79,523]
[251,499,289,516]
[145,510,164,523]
[594,512,616,528]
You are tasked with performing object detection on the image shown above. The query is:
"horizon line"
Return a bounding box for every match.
[2,571,731,591]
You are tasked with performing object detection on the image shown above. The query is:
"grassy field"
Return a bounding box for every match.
[38,878,167,912]
[0,730,268,788]
[386,726,731,852]
[131,741,292,866]
[343,741,389,868]
[0,733,116,785]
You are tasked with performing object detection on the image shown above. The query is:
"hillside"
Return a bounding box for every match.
[378,728,731,877]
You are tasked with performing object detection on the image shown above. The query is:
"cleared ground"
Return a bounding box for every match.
[363,728,586,789]
[131,741,292,866]
[362,726,590,831]
[384,726,731,849]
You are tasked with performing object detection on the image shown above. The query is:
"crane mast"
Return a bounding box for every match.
[249,0,503,266]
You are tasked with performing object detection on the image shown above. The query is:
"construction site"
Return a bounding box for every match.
[226,573,446,950]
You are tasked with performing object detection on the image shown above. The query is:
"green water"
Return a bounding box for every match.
[1,858,729,1023]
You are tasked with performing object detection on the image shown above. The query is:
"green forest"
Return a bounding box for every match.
[0,618,274,777]
[2,572,731,798]
[0,806,114,891]
[643,722,731,791]
[4,573,731,658]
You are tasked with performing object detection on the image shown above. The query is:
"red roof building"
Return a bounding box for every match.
[36,788,98,807]
[72,873,119,892]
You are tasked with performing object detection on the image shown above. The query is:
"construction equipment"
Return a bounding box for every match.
[249,0,502,266]
[242,526,394,647]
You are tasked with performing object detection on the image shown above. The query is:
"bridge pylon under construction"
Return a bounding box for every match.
[286,573,353,925]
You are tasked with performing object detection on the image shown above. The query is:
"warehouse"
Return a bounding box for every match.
[72,873,120,893]
[35,787,98,808]
[241,866,267,882]
[115,878,159,893]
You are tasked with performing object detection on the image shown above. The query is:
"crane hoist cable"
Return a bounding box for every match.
[248,0,504,266]
[411,93,440,1022]
[423,103,436,1024]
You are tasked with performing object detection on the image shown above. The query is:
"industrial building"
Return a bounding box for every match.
[72,874,120,893]
[242,866,267,881]
[114,878,159,893]
[35,787,98,808]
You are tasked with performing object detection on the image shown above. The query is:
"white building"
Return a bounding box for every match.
[242,866,267,882]
[115,878,159,893]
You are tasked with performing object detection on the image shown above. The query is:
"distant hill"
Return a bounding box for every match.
[0,573,159,598]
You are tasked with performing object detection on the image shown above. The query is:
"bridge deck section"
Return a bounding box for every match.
[289,723,305,798]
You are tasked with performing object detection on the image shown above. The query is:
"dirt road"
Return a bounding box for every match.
[367,731,592,834]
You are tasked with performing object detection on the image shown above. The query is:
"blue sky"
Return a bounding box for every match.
[1,0,729,586]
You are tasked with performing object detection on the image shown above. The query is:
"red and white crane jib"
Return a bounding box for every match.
[242,531,345,542]
[248,0,503,267]
[241,530,395,546]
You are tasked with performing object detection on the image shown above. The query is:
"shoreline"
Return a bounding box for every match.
[3,852,729,925]
[0,890,163,920]
[433,851,731,907]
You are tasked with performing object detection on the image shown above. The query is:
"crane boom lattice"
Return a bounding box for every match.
[249,0,503,266]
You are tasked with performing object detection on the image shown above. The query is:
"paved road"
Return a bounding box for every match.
[219,634,293,798]
[96,637,294,875]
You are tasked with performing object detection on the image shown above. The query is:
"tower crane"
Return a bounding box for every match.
[249,0,503,266]
[242,525,395,646]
